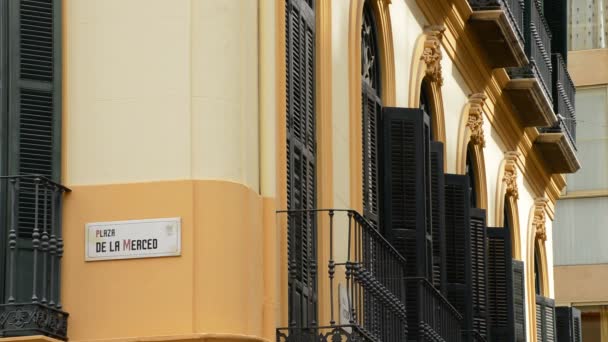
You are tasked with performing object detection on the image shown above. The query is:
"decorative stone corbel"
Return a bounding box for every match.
[503,151,520,200]
[422,25,446,86]
[467,93,487,148]
[534,198,549,242]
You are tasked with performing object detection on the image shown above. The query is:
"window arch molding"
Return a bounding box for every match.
[526,197,551,341]
[408,26,446,145]
[347,0,395,210]
[494,151,523,259]
[456,93,488,209]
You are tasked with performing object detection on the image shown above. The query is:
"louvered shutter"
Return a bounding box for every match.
[286,0,316,329]
[470,208,489,339]
[430,141,446,293]
[537,295,557,342]
[362,87,381,229]
[487,227,514,341]
[543,0,567,62]
[382,107,433,340]
[513,260,527,341]
[444,174,470,318]
[382,107,432,279]
[5,0,61,302]
[556,307,582,342]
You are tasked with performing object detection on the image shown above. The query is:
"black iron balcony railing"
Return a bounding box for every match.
[550,53,576,145]
[528,0,552,102]
[0,175,71,341]
[508,0,553,102]
[462,329,489,341]
[276,209,408,342]
[406,277,462,342]
[469,0,525,44]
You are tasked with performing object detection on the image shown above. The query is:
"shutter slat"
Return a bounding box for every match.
[430,142,446,293]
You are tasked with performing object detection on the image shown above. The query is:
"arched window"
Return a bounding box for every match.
[466,144,478,208]
[420,82,434,141]
[361,2,382,229]
[535,249,542,295]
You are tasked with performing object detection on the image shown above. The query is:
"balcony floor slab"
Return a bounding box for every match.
[469,10,528,68]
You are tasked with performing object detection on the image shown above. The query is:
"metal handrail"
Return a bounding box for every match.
[276,209,408,342]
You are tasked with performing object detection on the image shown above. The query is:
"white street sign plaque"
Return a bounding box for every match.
[85,217,181,261]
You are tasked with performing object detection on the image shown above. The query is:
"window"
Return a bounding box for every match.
[285,0,317,329]
[362,2,382,229]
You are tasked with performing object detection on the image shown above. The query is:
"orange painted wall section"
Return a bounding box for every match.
[61,180,270,341]
[555,264,608,305]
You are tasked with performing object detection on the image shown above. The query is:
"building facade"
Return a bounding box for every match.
[554,0,608,340]
[0,0,583,341]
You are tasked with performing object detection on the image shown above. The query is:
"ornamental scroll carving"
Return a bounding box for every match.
[503,152,520,200]
[534,198,549,242]
[467,93,487,147]
[422,25,446,86]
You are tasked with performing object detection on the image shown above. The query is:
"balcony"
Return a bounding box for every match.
[468,0,528,67]
[405,277,462,342]
[505,0,557,127]
[276,209,463,342]
[534,53,580,173]
[0,175,71,341]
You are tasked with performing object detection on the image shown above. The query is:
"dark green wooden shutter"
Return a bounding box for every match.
[513,260,527,341]
[7,0,61,240]
[445,174,470,317]
[488,227,514,341]
[382,107,433,340]
[430,141,446,294]
[286,0,316,329]
[470,208,489,339]
[543,0,567,61]
[362,86,381,229]
[382,107,432,280]
[537,295,557,342]
[556,307,582,342]
[3,0,61,303]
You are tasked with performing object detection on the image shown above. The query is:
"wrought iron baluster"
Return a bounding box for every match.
[31,177,41,303]
[328,210,335,326]
[6,178,18,304]
[56,187,65,309]
[49,185,58,307]
[41,184,49,304]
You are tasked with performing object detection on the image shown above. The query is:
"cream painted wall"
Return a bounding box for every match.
[331,0,351,211]
[546,219,555,298]
[441,47,471,174]
[259,0,277,198]
[191,0,259,190]
[389,0,426,107]
[65,0,192,185]
[65,0,260,191]
[484,125,506,227]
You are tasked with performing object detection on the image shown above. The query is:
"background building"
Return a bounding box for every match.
[554,0,608,340]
